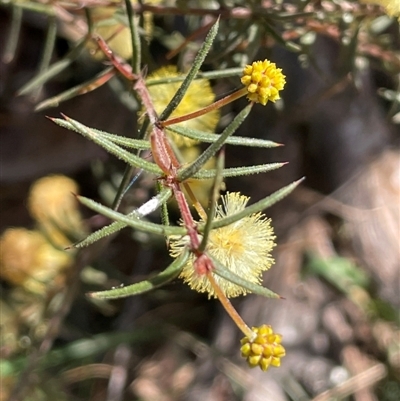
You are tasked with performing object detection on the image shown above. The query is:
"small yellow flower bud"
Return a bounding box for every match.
[260,357,272,371]
[270,356,282,367]
[240,324,286,371]
[249,354,262,366]
[241,60,286,106]
[251,343,264,355]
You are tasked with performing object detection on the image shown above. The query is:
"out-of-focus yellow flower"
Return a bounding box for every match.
[87,7,133,60]
[0,228,72,294]
[28,175,83,248]
[169,192,276,298]
[87,1,164,59]
[146,66,220,147]
[361,0,400,19]
[241,60,286,106]
[240,324,286,371]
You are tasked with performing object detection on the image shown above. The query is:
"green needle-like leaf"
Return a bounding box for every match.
[166,126,281,148]
[146,68,242,86]
[159,19,219,121]
[9,1,56,14]
[210,255,281,298]
[51,116,161,174]
[33,16,57,98]
[124,0,141,74]
[88,129,150,150]
[192,162,286,179]
[3,6,23,64]
[77,195,186,242]
[204,178,304,230]
[88,248,189,299]
[35,67,115,111]
[76,189,174,248]
[199,149,225,253]
[178,104,252,181]
[18,39,87,95]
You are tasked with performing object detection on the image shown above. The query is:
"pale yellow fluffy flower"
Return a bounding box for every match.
[169,192,276,298]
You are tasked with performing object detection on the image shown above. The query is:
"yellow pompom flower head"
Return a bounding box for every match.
[241,325,286,371]
[169,192,276,298]
[160,59,286,128]
[241,60,286,106]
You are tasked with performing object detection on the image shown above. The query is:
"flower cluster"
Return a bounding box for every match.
[240,325,286,371]
[0,175,84,294]
[241,60,286,105]
[0,175,85,359]
[169,192,276,298]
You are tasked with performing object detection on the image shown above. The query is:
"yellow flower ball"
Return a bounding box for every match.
[240,324,286,371]
[146,66,220,147]
[28,175,83,247]
[169,192,276,298]
[86,7,133,60]
[241,60,286,106]
[0,228,72,294]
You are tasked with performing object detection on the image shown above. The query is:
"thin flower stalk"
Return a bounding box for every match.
[207,272,256,341]
[160,88,247,127]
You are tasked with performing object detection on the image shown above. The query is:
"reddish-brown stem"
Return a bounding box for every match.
[172,182,201,251]
[94,34,162,128]
[94,35,137,81]
[150,129,173,175]
[160,87,248,127]
[79,68,116,94]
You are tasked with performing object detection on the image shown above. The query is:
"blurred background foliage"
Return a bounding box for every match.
[0,1,399,400]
